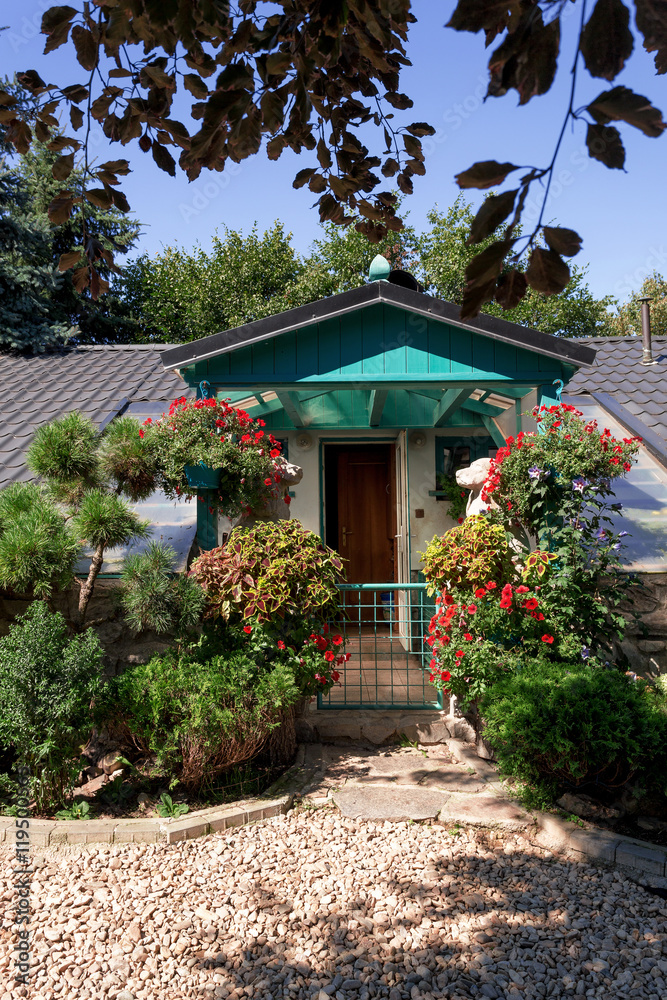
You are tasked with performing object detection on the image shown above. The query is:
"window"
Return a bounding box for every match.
[434,436,496,499]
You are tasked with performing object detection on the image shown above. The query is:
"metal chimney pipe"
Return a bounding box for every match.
[639,295,656,365]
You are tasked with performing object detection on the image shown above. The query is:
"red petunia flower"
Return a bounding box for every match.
[541,634,554,644]
[243,625,252,634]
[485,582,497,590]
[324,650,335,662]
[474,587,486,598]
[277,640,286,650]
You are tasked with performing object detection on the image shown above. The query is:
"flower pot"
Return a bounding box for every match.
[184,463,221,489]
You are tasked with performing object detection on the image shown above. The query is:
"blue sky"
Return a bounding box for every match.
[2,1,666,304]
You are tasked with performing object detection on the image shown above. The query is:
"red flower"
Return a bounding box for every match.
[485,581,497,590]
[333,634,343,645]
[284,496,291,505]
[467,605,477,614]
[277,640,286,650]
[263,478,273,486]
[474,588,486,598]
[523,598,539,610]
[440,671,451,682]
[243,625,252,634]
[270,448,281,458]
[332,671,340,682]
[463,633,473,641]
[516,585,529,594]
[455,650,464,657]
[324,650,335,662]
[541,634,554,644]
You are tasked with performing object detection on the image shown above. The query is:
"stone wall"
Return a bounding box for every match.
[0,580,172,675]
[619,573,667,677]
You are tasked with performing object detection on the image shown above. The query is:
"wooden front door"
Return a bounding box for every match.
[336,445,395,585]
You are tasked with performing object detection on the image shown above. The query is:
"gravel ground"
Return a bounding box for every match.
[2,807,667,1000]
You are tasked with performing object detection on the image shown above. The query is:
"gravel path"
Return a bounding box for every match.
[2,808,666,1000]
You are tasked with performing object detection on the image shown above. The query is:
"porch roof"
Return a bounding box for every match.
[160,283,597,434]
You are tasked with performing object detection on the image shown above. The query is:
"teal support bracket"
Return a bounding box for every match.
[196,490,218,551]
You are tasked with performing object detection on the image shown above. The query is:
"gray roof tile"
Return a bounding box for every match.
[568,336,667,447]
[0,345,190,488]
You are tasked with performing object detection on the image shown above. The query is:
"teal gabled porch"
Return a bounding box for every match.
[161,276,595,709]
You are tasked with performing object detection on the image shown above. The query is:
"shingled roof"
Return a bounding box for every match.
[566,336,667,465]
[0,345,187,488]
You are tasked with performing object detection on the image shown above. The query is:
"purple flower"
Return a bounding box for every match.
[572,477,588,492]
[581,647,590,660]
[528,466,542,480]
[595,527,606,541]
[618,531,629,537]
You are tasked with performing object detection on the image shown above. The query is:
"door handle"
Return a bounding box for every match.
[342,526,354,546]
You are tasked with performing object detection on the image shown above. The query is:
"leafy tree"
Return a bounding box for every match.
[1,2,665,319]
[419,200,615,338]
[0,157,75,351]
[121,200,614,343]
[13,137,142,344]
[609,272,667,338]
[118,222,306,343]
[0,78,142,350]
[24,411,155,623]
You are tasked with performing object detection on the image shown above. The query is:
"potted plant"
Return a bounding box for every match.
[141,396,286,520]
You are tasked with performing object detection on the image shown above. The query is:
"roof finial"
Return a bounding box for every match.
[369,254,391,282]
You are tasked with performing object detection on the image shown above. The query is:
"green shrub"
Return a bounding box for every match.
[192,519,345,626]
[480,660,667,797]
[420,514,514,595]
[117,541,206,636]
[0,483,80,598]
[107,644,301,791]
[0,601,105,811]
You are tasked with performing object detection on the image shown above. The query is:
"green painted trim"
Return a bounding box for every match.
[196,490,218,551]
[461,398,504,418]
[434,387,473,426]
[481,414,507,448]
[369,389,388,426]
[276,391,304,427]
[515,399,522,435]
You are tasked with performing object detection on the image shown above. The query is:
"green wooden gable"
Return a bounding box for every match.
[161,281,595,437]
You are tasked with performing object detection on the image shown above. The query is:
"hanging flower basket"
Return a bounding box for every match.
[184,462,221,490]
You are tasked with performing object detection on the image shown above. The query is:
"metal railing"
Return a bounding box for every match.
[317,583,442,710]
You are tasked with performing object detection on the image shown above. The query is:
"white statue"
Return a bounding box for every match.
[456,457,497,517]
[247,458,303,525]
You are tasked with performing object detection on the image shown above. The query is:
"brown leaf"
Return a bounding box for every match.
[266,135,286,160]
[52,152,75,181]
[405,122,436,137]
[635,0,667,74]
[43,5,76,55]
[138,133,152,152]
[580,0,634,80]
[456,160,519,190]
[316,138,332,169]
[0,91,17,107]
[47,135,79,151]
[495,269,528,310]
[384,91,413,110]
[61,84,88,103]
[70,105,84,130]
[588,86,666,137]
[542,227,583,257]
[99,159,131,175]
[381,157,399,177]
[48,192,76,224]
[183,73,209,99]
[5,120,33,154]
[585,123,626,168]
[85,188,113,209]
[467,189,517,245]
[111,189,131,213]
[447,0,522,43]
[402,134,423,159]
[488,12,560,105]
[525,248,571,295]
[72,266,89,293]
[465,239,513,286]
[71,25,98,72]
[293,167,316,189]
[58,250,83,272]
[152,140,176,176]
[17,70,48,94]
[460,278,497,320]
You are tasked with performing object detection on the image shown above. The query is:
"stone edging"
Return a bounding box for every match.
[2,743,666,880]
[534,810,667,879]
[0,795,292,847]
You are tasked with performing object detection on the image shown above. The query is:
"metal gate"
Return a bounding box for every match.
[317,583,443,710]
